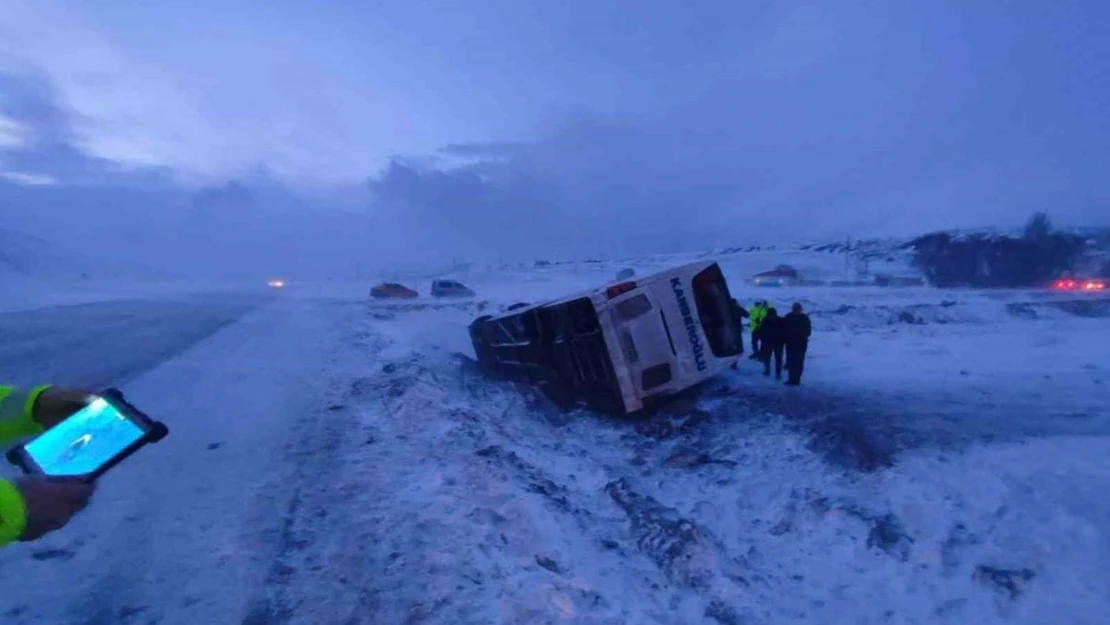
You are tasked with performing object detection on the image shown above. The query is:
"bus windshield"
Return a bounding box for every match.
[692,264,740,358]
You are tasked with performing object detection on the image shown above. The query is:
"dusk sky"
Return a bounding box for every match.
[1,0,1107,273]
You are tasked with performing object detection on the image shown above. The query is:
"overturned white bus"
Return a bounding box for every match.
[467,260,741,416]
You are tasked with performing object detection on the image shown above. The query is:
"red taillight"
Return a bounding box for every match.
[606,281,636,299]
[1083,281,1106,291]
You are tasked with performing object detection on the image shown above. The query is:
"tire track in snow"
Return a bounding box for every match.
[420,354,778,622]
[240,323,391,625]
[287,343,661,624]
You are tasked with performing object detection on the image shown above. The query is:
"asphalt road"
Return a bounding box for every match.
[0,294,269,390]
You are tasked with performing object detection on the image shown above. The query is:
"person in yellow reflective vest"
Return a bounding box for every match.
[748,300,769,360]
[0,385,97,547]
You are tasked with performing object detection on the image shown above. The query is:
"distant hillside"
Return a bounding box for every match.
[454,225,1109,288]
[0,227,174,282]
[0,228,76,278]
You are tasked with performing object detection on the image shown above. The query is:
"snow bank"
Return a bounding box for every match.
[297,294,1110,624]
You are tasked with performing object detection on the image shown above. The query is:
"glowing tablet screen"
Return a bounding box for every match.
[24,397,145,476]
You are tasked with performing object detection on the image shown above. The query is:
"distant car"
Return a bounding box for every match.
[1052,278,1106,292]
[616,267,636,281]
[370,282,418,299]
[430,279,475,298]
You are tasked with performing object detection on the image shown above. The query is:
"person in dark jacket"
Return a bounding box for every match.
[729,298,749,367]
[783,302,812,386]
[759,307,785,379]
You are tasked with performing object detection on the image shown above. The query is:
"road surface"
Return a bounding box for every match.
[0,294,268,389]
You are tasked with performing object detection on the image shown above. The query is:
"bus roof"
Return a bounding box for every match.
[486,259,721,321]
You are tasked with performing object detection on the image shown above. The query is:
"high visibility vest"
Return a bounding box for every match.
[750,305,768,331]
[0,385,50,546]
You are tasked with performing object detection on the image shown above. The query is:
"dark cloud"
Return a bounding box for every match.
[4,1,1109,276]
[0,71,120,182]
[439,142,529,158]
[361,2,1110,263]
[0,71,383,279]
[368,115,835,262]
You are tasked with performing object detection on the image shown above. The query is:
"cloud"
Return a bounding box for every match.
[0,1,222,178]
[0,69,156,184]
[0,1,471,184]
[0,59,380,279]
[0,171,55,186]
[367,116,746,262]
[0,112,25,148]
[1,0,1107,274]
[361,1,1110,262]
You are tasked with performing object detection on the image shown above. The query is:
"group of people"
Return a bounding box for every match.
[730,298,812,386]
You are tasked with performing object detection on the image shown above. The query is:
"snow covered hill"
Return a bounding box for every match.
[443,225,1108,292]
[1,226,178,285]
[0,227,84,279]
[0,246,1107,625]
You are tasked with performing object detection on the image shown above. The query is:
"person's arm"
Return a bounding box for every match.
[0,385,48,545]
[0,385,51,443]
[0,479,29,546]
[1,385,97,546]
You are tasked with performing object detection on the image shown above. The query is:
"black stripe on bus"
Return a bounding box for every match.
[659,311,677,356]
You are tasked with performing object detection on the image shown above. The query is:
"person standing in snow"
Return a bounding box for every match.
[0,385,97,547]
[759,307,786,379]
[783,302,812,386]
[748,300,768,360]
[729,298,749,367]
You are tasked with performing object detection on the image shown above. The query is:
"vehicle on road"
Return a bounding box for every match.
[468,260,740,415]
[370,282,419,299]
[1053,277,1107,291]
[431,279,476,298]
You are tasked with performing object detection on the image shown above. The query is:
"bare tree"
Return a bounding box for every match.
[1024,212,1053,240]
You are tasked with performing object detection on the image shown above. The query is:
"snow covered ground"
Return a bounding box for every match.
[0,253,1108,625]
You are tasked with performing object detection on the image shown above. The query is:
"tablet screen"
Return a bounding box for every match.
[24,397,145,476]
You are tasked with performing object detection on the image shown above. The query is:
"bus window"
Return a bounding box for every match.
[692,264,740,357]
[641,363,672,391]
[615,294,652,321]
